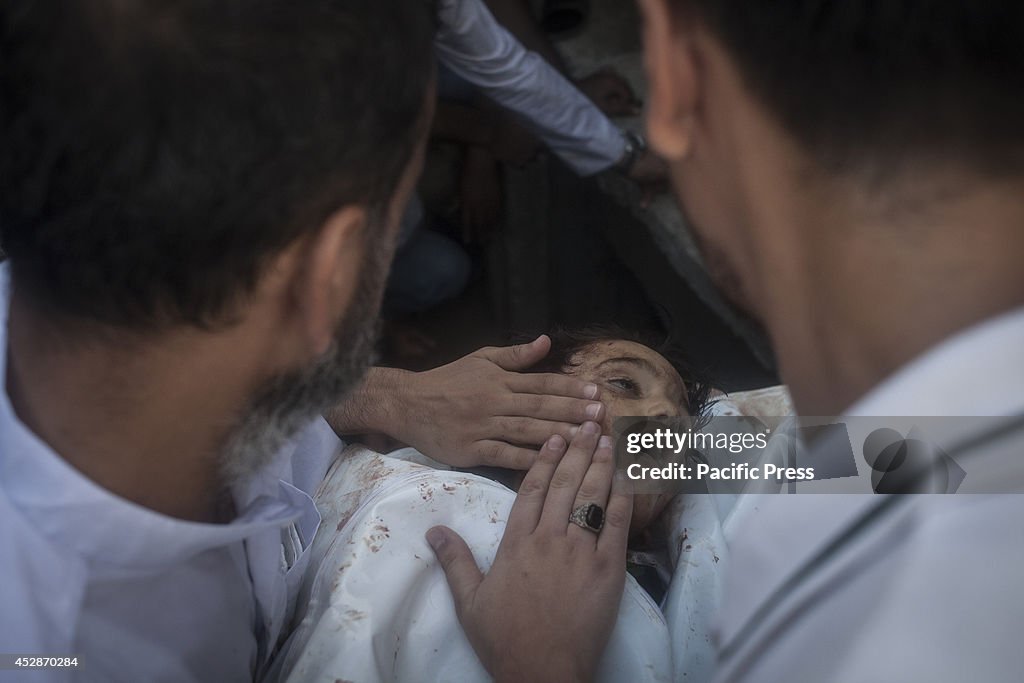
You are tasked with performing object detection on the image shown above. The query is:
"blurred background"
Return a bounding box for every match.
[382,0,777,392]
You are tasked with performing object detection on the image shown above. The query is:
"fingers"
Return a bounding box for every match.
[426,526,484,617]
[502,393,605,425]
[476,335,551,371]
[538,422,602,533]
[504,434,567,537]
[471,440,541,470]
[505,371,600,400]
[566,435,616,545]
[597,472,634,556]
[482,417,578,451]
[638,180,669,209]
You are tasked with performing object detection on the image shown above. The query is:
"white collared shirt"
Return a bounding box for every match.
[435,0,626,176]
[714,308,1024,682]
[0,265,343,682]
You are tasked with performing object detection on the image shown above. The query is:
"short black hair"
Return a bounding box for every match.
[676,0,1024,179]
[1,0,435,328]
[527,324,714,424]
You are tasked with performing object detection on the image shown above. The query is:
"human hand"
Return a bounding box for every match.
[626,149,669,208]
[460,146,503,244]
[627,149,668,184]
[391,335,606,470]
[427,425,633,683]
[576,68,641,117]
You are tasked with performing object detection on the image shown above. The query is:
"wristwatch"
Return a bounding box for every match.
[614,130,647,173]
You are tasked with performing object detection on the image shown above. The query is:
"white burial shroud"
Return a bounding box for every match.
[274,445,673,683]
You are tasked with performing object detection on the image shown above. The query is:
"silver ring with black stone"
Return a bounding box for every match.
[569,502,605,533]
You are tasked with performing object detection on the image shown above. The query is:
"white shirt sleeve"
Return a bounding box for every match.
[435,0,626,176]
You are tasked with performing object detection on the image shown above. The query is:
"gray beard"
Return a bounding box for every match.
[219,215,393,483]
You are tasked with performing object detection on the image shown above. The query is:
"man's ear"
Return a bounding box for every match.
[291,205,368,357]
[639,0,699,161]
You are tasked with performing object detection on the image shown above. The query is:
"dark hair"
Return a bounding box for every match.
[0,0,435,328]
[675,0,1024,179]
[527,325,714,424]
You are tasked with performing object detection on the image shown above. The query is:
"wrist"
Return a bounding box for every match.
[613,129,646,174]
[324,366,412,437]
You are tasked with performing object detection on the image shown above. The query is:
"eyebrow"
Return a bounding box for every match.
[596,356,689,409]
[597,356,659,374]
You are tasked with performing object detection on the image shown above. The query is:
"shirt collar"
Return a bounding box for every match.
[0,264,305,574]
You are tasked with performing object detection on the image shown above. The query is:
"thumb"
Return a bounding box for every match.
[479,335,551,371]
[426,526,484,615]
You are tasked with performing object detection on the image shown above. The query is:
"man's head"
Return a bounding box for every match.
[639,0,1024,412]
[1,0,436,479]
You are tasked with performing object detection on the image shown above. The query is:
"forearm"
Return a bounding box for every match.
[324,366,414,437]
[436,0,624,175]
[481,0,569,74]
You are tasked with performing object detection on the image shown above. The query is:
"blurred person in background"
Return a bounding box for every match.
[383,0,664,359]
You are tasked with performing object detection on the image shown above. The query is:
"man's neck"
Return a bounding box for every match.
[761,174,1024,416]
[4,293,269,523]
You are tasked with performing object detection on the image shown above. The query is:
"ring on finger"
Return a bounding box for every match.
[569,502,605,534]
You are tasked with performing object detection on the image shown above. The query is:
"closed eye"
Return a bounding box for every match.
[607,377,639,395]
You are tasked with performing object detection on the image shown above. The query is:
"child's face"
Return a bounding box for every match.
[563,340,690,434]
[563,340,691,535]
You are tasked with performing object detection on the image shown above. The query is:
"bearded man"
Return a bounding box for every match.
[0,2,630,681]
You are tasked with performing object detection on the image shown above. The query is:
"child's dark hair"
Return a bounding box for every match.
[522,324,714,424]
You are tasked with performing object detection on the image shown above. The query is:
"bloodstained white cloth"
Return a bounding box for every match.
[270,446,673,683]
